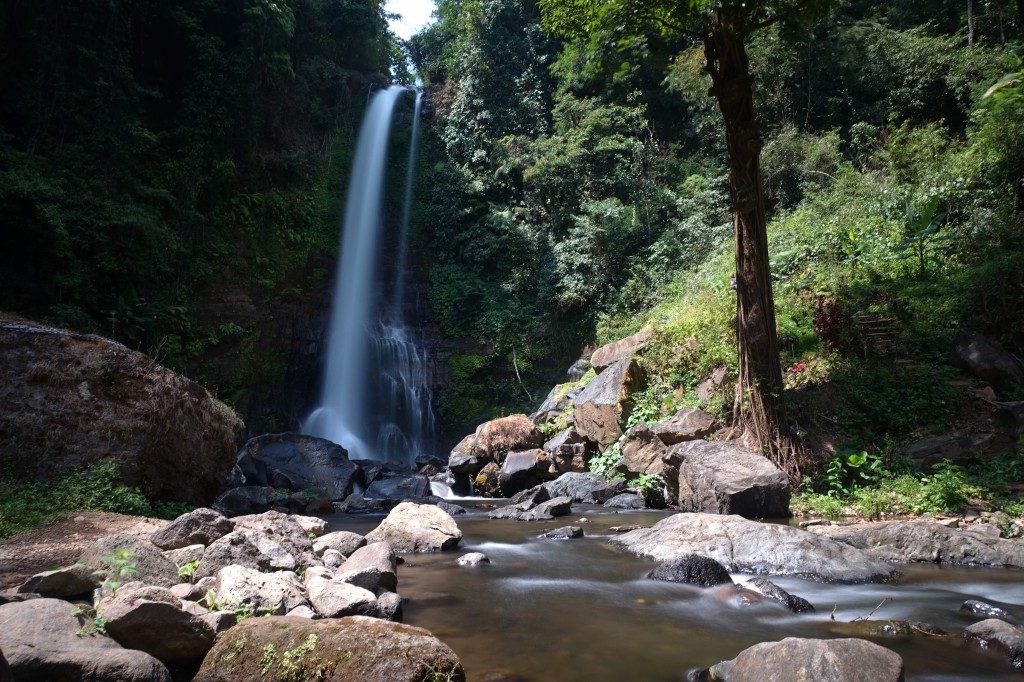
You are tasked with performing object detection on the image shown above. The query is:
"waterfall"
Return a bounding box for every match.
[304,86,435,466]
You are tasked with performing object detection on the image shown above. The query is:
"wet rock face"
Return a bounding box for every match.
[234,432,358,501]
[647,555,732,587]
[0,319,242,504]
[573,357,642,448]
[961,600,1012,620]
[963,619,1024,669]
[195,615,465,682]
[669,440,790,518]
[737,577,814,613]
[611,513,899,583]
[694,637,904,682]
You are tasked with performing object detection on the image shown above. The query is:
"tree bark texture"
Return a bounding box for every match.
[703,10,799,480]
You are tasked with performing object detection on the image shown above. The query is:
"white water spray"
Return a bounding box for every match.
[304,86,435,465]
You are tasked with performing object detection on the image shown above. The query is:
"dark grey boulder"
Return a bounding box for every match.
[612,513,899,583]
[693,637,904,681]
[526,496,572,520]
[620,422,667,477]
[647,554,732,587]
[903,433,1001,467]
[499,449,551,496]
[652,407,718,445]
[508,484,550,507]
[541,526,583,540]
[573,357,642,448]
[150,508,233,550]
[591,479,628,503]
[808,520,1024,567]
[544,472,613,503]
[212,485,287,517]
[0,598,171,681]
[604,493,645,509]
[670,440,790,518]
[437,501,467,516]
[365,474,431,500]
[952,332,1024,393]
[16,564,97,598]
[313,531,367,559]
[567,357,591,381]
[236,432,358,500]
[963,618,1024,669]
[738,577,814,613]
[98,585,215,665]
[543,428,590,475]
[531,383,582,423]
[962,599,1012,620]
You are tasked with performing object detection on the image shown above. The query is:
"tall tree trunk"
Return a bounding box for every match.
[703,10,799,480]
[967,0,975,45]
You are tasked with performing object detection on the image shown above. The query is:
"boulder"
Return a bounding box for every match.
[647,555,732,587]
[962,600,1011,620]
[507,484,550,507]
[696,366,728,406]
[195,615,465,682]
[573,357,642,448]
[652,407,718,445]
[590,327,652,373]
[313,531,367,559]
[437,501,467,516]
[620,422,667,477]
[80,533,180,588]
[0,597,171,681]
[903,432,1003,466]
[376,592,403,622]
[0,319,242,504]
[952,332,1024,393]
[694,637,904,681]
[151,508,234,550]
[322,549,344,569]
[591,479,629,503]
[807,520,1024,567]
[16,563,97,598]
[194,530,275,579]
[365,474,431,500]
[670,440,790,518]
[963,618,1024,668]
[293,515,327,537]
[453,414,543,470]
[737,577,814,613]
[200,610,238,633]
[604,493,645,510]
[543,428,590,474]
[232,510,317,567]
[447,434,481,479]
[165,543,206,567]
[567,356,591,381]
[333,493,386,514]
[306,577,378,618]
[285,605,316,619]
[541,526,583,540]
[611,513,899,583]
[499,449,552,496]
[544,472,613,503]
[212,485,287,517]
[531,383,583,423]
[215,565,308,615]
[457,552,490,566]
[337,542,398,592]
[235,432,358,501]
[172,582,203,600]
[365,502,462,553]
[473,462,502,497]
[97,585,215,665]
[487,495,572,521]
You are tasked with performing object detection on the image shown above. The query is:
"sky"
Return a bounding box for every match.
[385,0,435,40]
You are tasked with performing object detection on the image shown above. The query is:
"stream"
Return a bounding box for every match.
[326,505,1023,681]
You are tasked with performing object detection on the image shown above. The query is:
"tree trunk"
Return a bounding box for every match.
[967,0,975,46]
[703,10,800,481]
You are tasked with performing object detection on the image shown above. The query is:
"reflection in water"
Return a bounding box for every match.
[327,507,1023,681]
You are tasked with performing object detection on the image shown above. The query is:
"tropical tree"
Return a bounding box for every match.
[539,0,834,479]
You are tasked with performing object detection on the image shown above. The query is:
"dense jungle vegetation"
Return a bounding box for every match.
[1,0,1022,487]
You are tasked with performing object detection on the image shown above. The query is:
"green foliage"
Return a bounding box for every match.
[588,443,625,480]
[631,473,664,494]
[178,560,201,581]
[94,548,141,596]
[0,460,193,539]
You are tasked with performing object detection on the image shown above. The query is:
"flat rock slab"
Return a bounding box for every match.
[611,513,899,583]
[195,615,464,682]
[807,521,1024,567]
[695,637,904,681]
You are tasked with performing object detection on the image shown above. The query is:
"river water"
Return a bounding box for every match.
[326,505,1023,681]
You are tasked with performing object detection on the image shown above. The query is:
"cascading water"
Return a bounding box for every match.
[304,86,435,467]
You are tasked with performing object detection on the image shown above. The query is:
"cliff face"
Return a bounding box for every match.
[0,316,243,503]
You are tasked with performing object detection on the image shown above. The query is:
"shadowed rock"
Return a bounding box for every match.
[647,554,732,587]
[669,440,790,518]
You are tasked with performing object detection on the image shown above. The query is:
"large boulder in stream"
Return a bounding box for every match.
[0,598,172,681]
[499,449,552,495]
[0,318,242,504]
[234,432,358,501]
[693,637,904,681]
[962,619,1024,669]
[807,520,1024,568]
[668,440,790,518]
[448,414,543,481]
[196,615,465,682]
[573,357,642,448]
[611,513,899,583]
[543,472,615,503]
[365,502,462,552]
